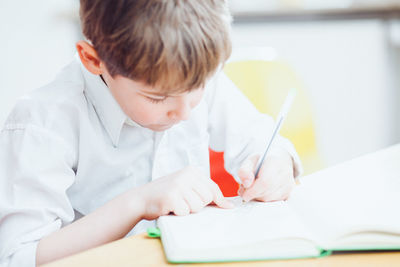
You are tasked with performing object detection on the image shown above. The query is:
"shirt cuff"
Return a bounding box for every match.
[2,242,39,267]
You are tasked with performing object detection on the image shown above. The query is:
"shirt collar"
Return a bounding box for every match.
[77,55,128,147]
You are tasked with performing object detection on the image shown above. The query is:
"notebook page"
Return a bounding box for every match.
[158,197,314,251]
[288,144,400,248]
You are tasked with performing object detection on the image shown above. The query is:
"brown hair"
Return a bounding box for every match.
[79,0,232,93]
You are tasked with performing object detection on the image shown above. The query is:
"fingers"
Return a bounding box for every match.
[237,184,245,197]
[252,182,294,202]
[172,180,211,215]
[208,181,234,209]
[241,160,295,202]
[174,179,234,215]
[172,195,191,216]
[181,190,206,214]
[238,155,259,188]
[156,166,235,217]
[241,177,269,202]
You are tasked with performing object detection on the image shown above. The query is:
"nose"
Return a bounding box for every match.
[167,97,191,121]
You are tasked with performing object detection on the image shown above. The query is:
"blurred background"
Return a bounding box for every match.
[1,0,400,173]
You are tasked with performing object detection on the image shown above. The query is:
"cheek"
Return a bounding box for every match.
[106,76,167,125]
[128,101,165,123]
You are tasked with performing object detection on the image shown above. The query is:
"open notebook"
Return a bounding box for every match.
[155,144,400,263]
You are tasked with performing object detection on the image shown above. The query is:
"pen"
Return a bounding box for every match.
[253,87,297,178]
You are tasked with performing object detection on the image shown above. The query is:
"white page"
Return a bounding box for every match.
[158,197,314,251]
[288,144,400,248]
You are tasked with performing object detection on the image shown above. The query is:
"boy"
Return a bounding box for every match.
[0,0,302,266]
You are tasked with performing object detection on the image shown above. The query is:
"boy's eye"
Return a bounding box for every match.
[146,96,167,103]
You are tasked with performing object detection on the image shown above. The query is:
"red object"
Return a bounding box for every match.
[209,149,239,197]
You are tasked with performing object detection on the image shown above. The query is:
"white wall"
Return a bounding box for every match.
[231,19,400,166]
[0,0,80,126]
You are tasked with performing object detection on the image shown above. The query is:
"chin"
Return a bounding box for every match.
[149,124,174,131]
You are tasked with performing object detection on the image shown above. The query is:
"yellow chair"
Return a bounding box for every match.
[223,47,323,175]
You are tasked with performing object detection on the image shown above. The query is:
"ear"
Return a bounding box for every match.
[76,40,104,75]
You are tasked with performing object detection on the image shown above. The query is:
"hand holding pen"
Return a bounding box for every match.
[237,88,297,202]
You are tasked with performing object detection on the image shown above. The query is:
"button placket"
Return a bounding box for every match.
[151,131,166,181]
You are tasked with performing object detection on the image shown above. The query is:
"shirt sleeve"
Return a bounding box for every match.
[0,124,76,267]
[206,71,303,181]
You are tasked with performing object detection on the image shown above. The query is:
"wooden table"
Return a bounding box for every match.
[43,233,400,267]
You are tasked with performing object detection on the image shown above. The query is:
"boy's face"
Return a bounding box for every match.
[102,70,204,131]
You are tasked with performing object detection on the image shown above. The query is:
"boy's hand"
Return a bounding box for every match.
[237,147,295,202]
[138,166,234,220]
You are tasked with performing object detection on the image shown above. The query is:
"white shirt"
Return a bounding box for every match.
[0,56,302,267]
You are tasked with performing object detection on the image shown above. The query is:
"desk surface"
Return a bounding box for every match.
[44,233,400,267]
